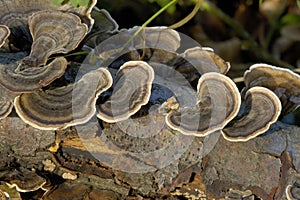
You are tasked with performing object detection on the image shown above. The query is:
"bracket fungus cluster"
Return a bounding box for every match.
[0,0,95,52]
[221,63,300,142]
[0,0,96,33]
[166,62,298,142]
[1,2,300,199]
[160,62,290,142]
[0,0,98,126]
[0,0,297,146]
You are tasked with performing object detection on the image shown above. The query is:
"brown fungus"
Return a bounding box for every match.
[84,8,119,48]
[122,26,181,64]
[0,25,9,48]
[2,168,46,193]
[165,72,241,136]
[0,0,96,50]
[91,8,119,33]
[202,47,231,74]
[14,68,112,130]
[222,86,281,142]
[20,10,88,68]
[0,0,96,28]
[0,57,67,93]
[130,26,181,53]
[243,63,300,115]
[139,26,181,65]
[97,61,154,123]
[173,47,230,83]
[96,26,180,65]
[87,26,180,72]
[175,47,230,74]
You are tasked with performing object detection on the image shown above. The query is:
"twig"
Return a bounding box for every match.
[169,0,203,29]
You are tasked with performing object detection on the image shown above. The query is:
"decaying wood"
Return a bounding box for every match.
[1,114,300,199]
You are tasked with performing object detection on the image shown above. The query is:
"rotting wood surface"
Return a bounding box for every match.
[1,114,300,200]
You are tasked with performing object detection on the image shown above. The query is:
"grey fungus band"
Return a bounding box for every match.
[0,57,67,93]
[14,68,112,130]
[244,64,300,115]
[222,86,281,142]
[165,72,241,137]
[21,10,88,68]
[97,61,154,123]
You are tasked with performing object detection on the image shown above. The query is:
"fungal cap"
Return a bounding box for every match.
[0,57,68,93]
[97,61,154,123]
[165,72,241,136]
[222,86,281,142]
[21,10,88,67]
[14,68,112,130]
[244,63,300,115]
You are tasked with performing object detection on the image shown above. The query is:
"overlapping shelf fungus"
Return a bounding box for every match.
[0,0,299,144]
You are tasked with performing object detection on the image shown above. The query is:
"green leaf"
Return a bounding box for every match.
[281,13,300,25]
[259,0,264,6]
[166,4,176,14]
[52,0,64,6]
[78,0,89,6]
[70,0,89,7]
[52,0,89,7]
[70,0,79,7]
[297,0,300,9]
[188,0,199,4]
